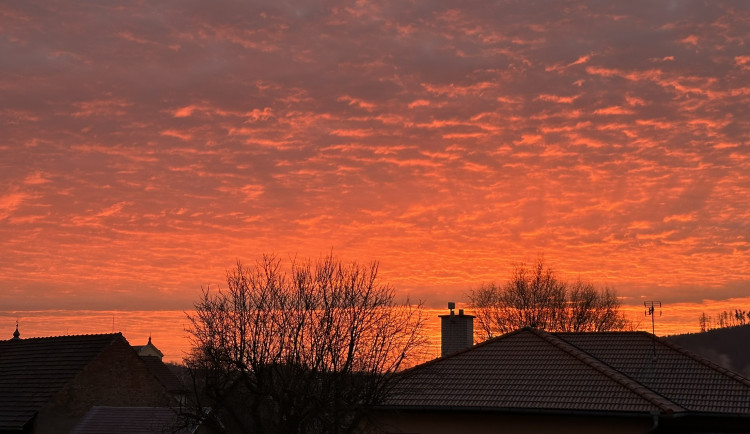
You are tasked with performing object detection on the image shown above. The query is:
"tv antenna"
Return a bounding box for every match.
[644,301,662,336]
[644,301,662,360]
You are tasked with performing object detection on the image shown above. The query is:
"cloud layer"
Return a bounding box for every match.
[1,1,749,310]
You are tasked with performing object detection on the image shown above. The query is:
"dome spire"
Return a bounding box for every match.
[12,320,20,340]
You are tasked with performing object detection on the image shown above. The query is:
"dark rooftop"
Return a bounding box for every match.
[0,333,125,431]
[385,328,750,416]
[69,406,192,434]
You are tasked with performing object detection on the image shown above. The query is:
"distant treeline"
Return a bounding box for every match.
[698,309,750,332]
[667,323,750,377]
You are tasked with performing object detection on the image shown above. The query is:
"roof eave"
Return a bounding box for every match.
[373,404,677,419]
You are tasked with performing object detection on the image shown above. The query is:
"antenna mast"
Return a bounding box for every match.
[644,301,662,336]
[644,301,662,360]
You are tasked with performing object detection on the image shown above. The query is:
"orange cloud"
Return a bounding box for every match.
[160,130,193,141]
[0,0,748,332]
[0,191,31,220]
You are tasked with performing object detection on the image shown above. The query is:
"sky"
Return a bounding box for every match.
[2,1,750,322]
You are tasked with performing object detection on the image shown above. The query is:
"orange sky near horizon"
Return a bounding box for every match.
[1,1,750,341]
[5,299,750,364]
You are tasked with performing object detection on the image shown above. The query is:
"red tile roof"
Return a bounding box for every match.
[0,333,125,431]
[384,328,750,416]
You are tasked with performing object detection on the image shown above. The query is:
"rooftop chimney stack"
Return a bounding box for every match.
[439,302,474,357]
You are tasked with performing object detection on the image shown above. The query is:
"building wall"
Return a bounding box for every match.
[34,337,171,434]
[367,409,654,434]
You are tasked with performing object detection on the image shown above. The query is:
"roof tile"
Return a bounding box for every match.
[385,329,750,416]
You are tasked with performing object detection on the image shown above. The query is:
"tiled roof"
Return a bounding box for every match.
[69,406,191,434]
[384,328,750,416]
[0,333,124,430]
[556,331,750,414]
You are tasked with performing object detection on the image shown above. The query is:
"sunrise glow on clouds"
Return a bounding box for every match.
[1,0,750,340]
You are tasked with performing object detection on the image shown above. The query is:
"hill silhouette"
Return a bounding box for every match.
[666,324,750,378]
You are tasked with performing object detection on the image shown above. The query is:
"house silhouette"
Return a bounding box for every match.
[0,330,181,434]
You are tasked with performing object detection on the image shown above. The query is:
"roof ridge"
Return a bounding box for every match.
[2,332,123,342]
[396,328,529,375]
[654,333,750,387]
[88,405,181,409]
[528,329,684,414]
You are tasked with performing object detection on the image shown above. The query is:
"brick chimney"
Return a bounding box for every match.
[439,302,474,357]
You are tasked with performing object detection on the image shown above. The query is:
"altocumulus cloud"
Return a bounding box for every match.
[0,0,749,310]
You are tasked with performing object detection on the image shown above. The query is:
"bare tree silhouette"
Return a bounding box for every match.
[184,254,426,434]
[470,258,628,340]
